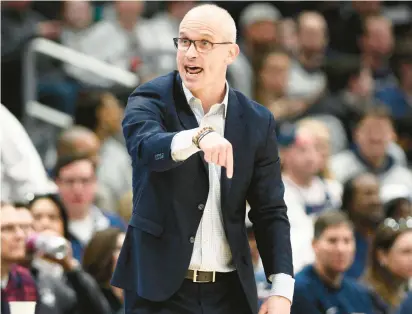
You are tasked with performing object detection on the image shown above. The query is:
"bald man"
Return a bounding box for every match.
[112,4,294,314]
[57,126,101,165]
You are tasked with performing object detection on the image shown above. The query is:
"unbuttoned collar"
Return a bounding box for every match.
[182,81,229,118]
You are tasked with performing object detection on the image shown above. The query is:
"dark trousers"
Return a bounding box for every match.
[124,272,253,314]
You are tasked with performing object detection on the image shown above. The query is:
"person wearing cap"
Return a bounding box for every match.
[238,3,281,58]
[227,3,282,99]
[279,123,342,273]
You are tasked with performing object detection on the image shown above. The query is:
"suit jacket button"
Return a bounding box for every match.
[197,204,205,211]
[189,236,195,244]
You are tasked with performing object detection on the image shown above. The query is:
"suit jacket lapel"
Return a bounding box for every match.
[173,72,209,173]
[221,89,244,210]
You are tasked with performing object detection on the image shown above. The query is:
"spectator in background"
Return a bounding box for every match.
[291,211,375,314]
[56,126,115,210]
[0,104,58,203]
[61,0,97,92]
[314,56,375,143]
[277,18,299,56]
[1,204,38,314]
[75,92,132,210]
[53,155,125,261]
[359,15,397,91]
[297,119,333,180]
[362,217,412,313]
[83,228,126,314]
[287,11,328,102]
[63,0,149,88]
[254,48,307,122]
[1,0,61,119]
[376,37,412,164]
[56,126,100,166]
[16,202,112,314]
[238,3,281,62]
[330,107,412,190]
[230,3,282,98]
[342,172,384,279]
[380,184,412,220]
[376,37,412,119]
[281,124,342,273]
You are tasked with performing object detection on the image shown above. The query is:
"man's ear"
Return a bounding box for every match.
[226,44,240,65]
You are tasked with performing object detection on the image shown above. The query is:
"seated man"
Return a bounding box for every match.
[291,211,374,314]
[1,204,38,314]
[330,107,412,190]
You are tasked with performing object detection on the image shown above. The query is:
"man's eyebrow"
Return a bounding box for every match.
[179,32,214,41]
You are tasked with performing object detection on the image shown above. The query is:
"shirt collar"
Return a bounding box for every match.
[182,81,230,117]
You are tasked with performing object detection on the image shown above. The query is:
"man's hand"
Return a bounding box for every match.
[259,296,291,314]
[198,131,233,178]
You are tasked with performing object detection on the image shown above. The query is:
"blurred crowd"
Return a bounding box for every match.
[1,1,412,314]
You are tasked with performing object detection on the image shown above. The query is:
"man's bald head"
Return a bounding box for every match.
[57,126,100,162]
[297,11,327,32]
[297,11,328,59]
[181,4,237,43]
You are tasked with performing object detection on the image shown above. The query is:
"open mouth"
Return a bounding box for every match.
[185,66,203,75]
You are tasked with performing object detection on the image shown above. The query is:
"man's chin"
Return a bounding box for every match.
[182,77,201,91]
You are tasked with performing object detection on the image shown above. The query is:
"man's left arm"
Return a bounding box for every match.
[246,113,294,306]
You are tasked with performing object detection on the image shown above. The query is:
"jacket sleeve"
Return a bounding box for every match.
[65,268,112,314]
[247,113,294,279]
[122,88,184,172]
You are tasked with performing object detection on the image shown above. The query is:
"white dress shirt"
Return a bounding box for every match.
[0,104,58,202]
[170,83,295,302]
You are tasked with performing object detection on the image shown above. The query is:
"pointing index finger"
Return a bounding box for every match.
[225,145,233,179]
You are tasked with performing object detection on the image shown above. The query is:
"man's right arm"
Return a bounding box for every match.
[123,87,233,174]
[123,91,200,172]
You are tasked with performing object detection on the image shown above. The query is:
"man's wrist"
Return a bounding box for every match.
[192,126,214,148]
[269,273,295,303]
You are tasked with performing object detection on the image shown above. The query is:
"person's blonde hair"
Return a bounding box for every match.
[297,118,333,179]
[297,118,330,142]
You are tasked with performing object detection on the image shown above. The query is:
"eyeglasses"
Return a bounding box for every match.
[173,38,232,53]
[383,216,412,231]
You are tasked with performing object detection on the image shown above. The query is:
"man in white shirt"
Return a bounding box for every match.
[112,4,294,314]
[280,124,342,273]
[0,104,57,203]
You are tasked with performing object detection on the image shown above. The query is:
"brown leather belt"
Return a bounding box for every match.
[185,270,229,283]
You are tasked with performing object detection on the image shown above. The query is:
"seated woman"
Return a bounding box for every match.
[362,216,412,314]
[27,193,111,314]
[82,228,126,314]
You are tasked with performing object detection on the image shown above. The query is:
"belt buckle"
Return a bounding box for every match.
[192,270,216,283]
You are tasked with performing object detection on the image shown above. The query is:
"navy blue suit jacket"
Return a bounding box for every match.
[111,71,293,313]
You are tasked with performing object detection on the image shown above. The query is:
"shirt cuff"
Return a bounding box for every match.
[268,273,295,303]
[171,128,200,161]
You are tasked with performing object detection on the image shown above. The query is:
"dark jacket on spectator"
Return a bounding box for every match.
[31,263,112,314]
[397,293,412,314]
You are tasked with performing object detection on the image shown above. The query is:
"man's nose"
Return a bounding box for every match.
[185,42,198,58]
[15,226,26,240]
